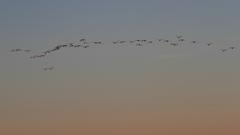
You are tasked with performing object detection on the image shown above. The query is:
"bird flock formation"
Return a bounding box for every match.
[11,48,31,52]
[10,35,237,70]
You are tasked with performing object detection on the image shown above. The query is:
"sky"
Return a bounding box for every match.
[0,0,240,135]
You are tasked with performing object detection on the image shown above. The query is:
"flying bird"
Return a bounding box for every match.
[156,39,164,41]
[229,47,236,49]
[112,41,119,44]
[163,40,169,43]
[118,40,126,43]
[67,43,75,47]
[30,55,38,59]
[147,41,154,44]
[171,43,178,46]
[82,45,89,48]
[176,35,182,39]
[136,44,143,46]
[92,42,103,44]
[205,43,213,46]
[220,49,227,52]
[128,40,135,43]
[178,39,185,42]
[49,66,54,70]
[190,41,198,43]
[79,39,86,42]
[75,45,81,48]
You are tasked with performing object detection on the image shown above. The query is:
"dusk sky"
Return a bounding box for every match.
[1,0,240,135]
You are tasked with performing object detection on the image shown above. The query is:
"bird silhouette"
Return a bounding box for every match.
[147,41,154,44]
[136,44,143,46]
[176,35,182,39]
[79,39,86,42]
[171,43,178,46]
[82,45,89,48]
[49,67,54,70]
[220,49,227,52]
[156,39,164,41]
[229,47,236,49]
[163,40,169,43]
[112,41,119,44]
[190,41,198,43]
[178,39,185,42]
[128,40,135,43]
[205,43,212,46]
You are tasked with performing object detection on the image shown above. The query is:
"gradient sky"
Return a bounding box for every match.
[1,0,240,135]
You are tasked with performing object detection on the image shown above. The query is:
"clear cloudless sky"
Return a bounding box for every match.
[0,0,240,135]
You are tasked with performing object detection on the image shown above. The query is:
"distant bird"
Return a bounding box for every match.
[229,47,236,49]
[178,39,185,42]
[82,45,89,48]
[49,66,54,70]
[37,55,44,58]
[30,55,37,59]
[15,48,21,51]
[68,43,74,47]
[205,43,212,46]
[92,42,103,44]
[163,40,169,43]
[190,41,198,43]
[136,44,143,46]
[79,39,86,42]
[43,50,51,54]
[57,44,67,47]
[220,49,227,52]
[147,41,154,44]
[156,39,164,41]
[112,41,119,44]
[176,35,182,39]
[42,67,53,70]
[171,43,178,46]
[128,40,135,43]
[52,47,60,51]
[75,45,81,48]
[118,40,126,43]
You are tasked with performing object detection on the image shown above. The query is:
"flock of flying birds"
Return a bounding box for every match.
[10,35,237,70]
